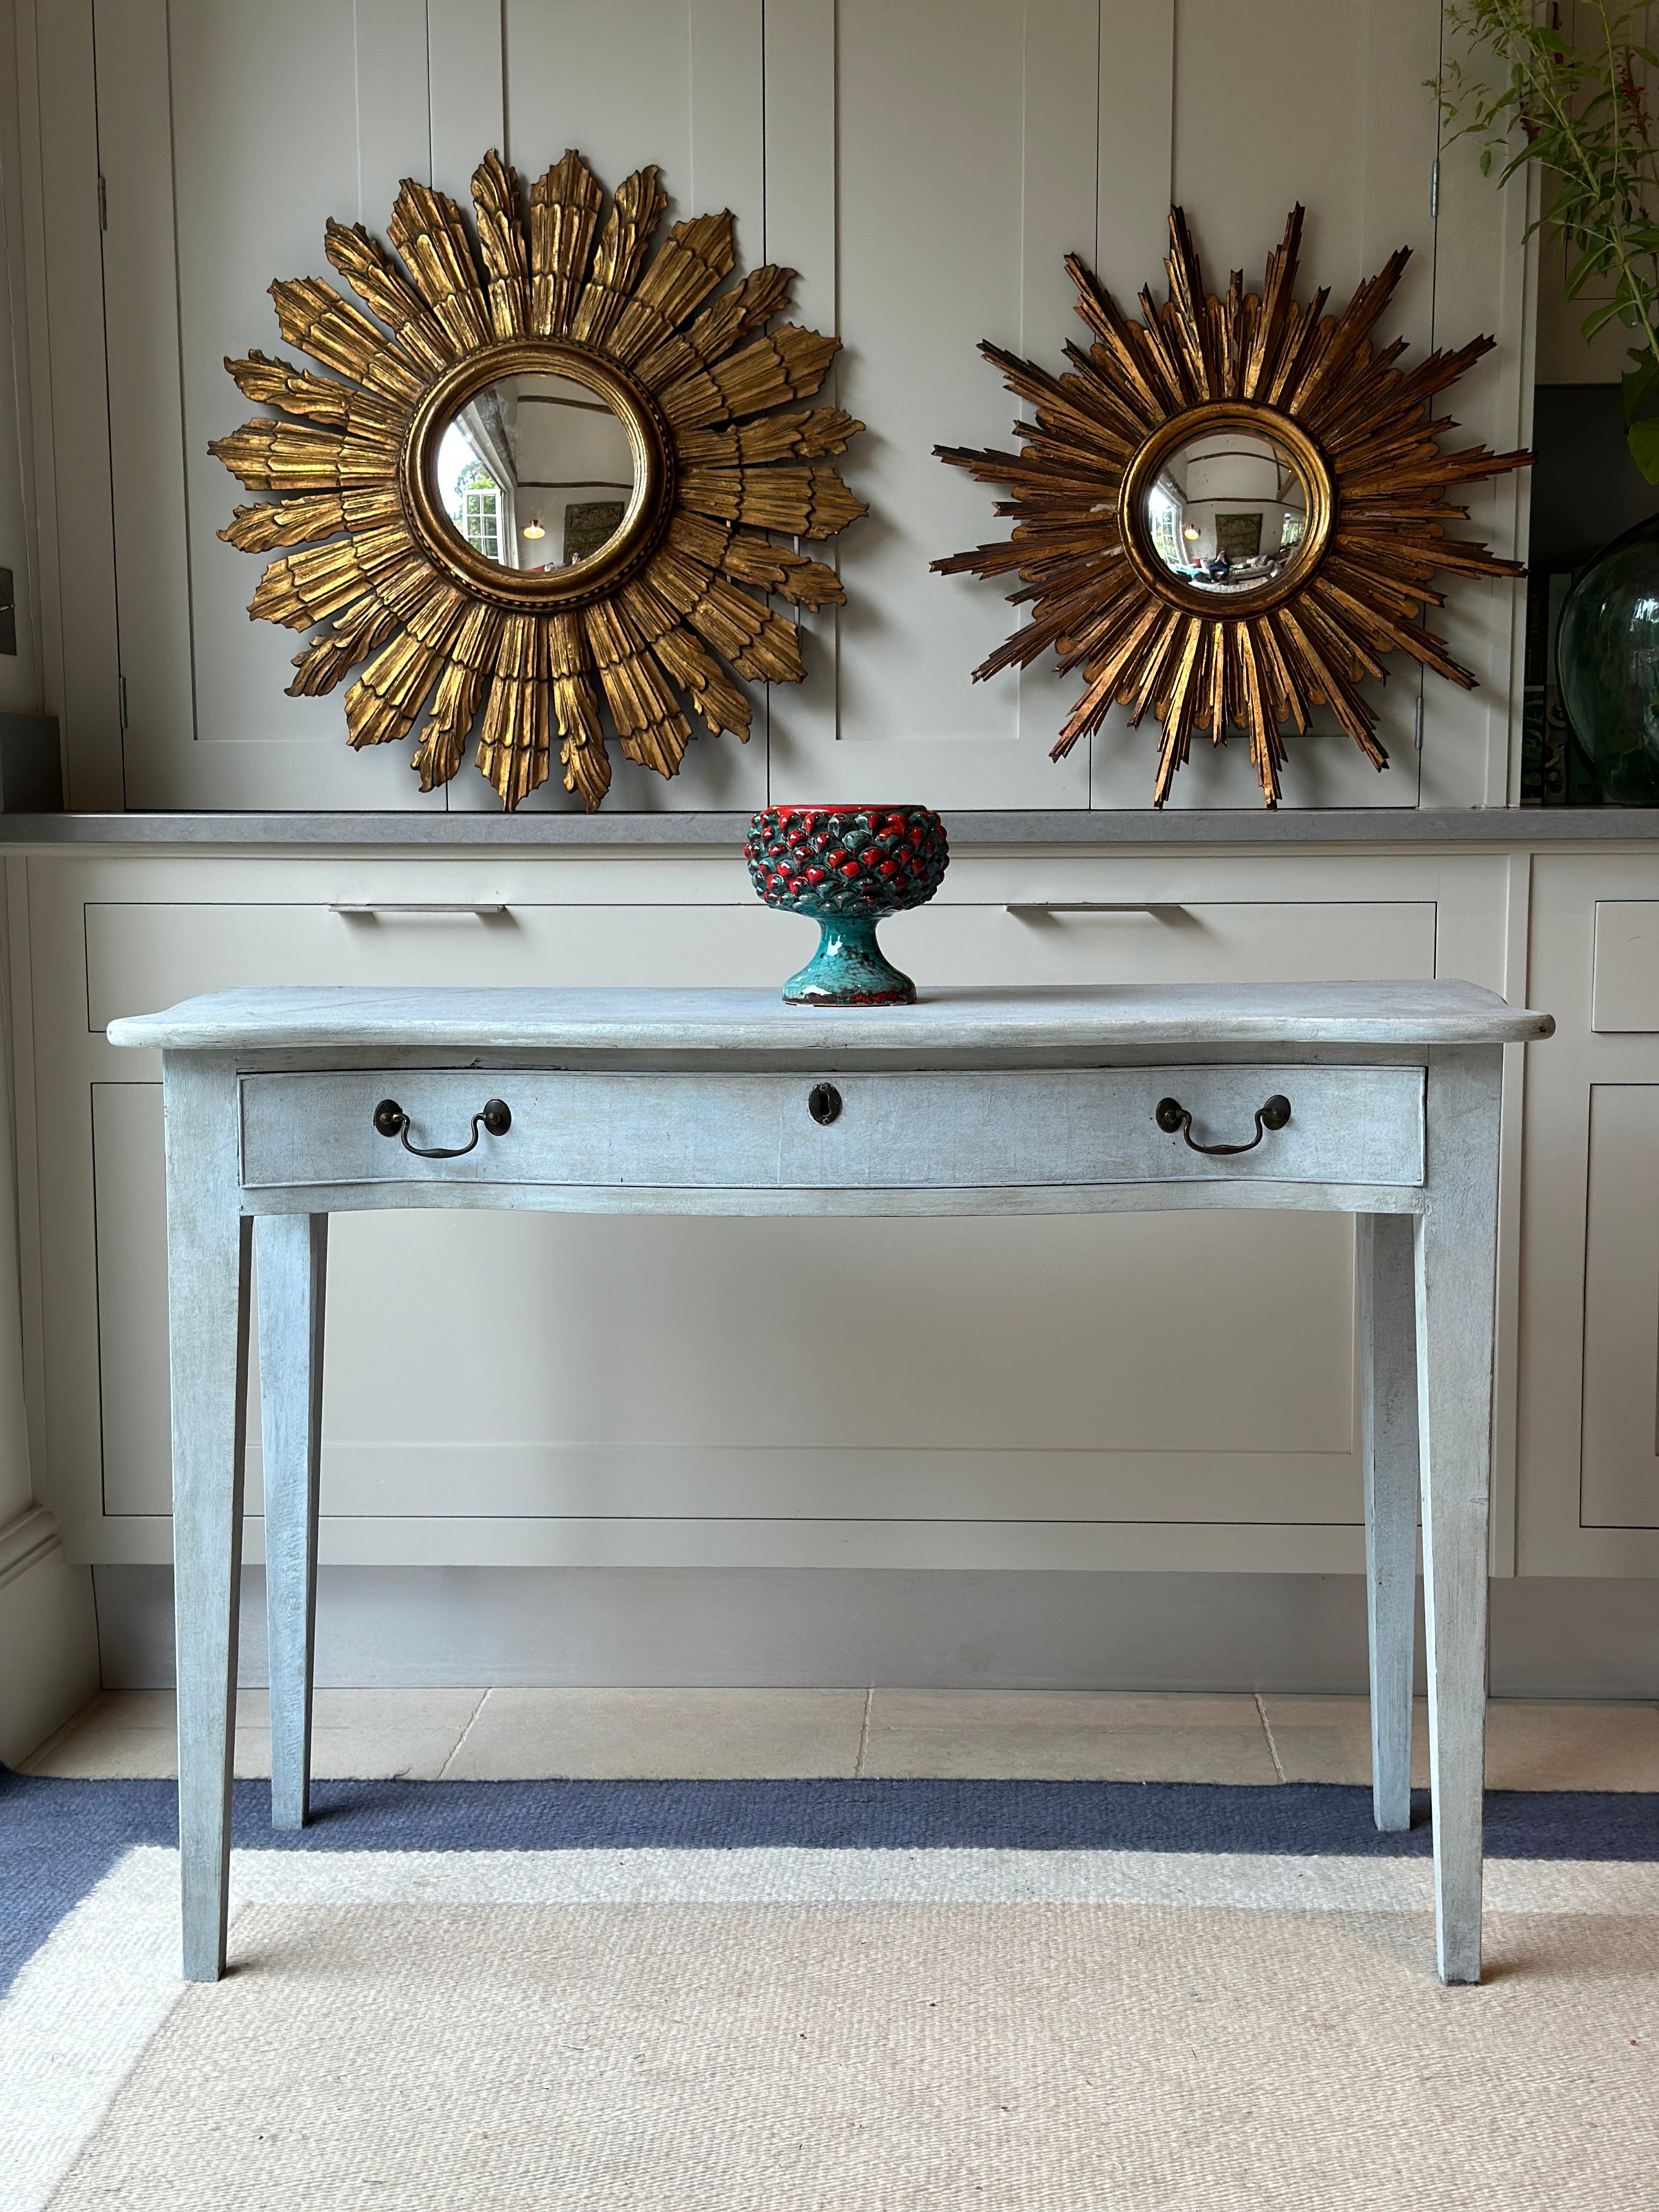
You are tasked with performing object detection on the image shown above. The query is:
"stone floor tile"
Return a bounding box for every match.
[23,1727,180,1779]
[860,1689,1279,1782]
[442,1686,866,1780]
[1259,1695,1431,1788]
[1486,1700,1659,1792]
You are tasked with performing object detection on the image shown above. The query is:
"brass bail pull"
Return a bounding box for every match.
[373,1097,512,1159]
[1154,1093,1291,1156]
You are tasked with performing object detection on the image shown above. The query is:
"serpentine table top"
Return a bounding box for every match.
[106,979,1553,1055]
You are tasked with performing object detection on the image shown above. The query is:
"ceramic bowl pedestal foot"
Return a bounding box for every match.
[745,805,950,1008]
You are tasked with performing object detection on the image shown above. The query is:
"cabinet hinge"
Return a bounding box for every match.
[97,174,107,232]
[1429,159,1439,223]
[117,674,128,731]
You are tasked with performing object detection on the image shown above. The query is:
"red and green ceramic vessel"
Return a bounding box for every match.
[745,805,950,1004]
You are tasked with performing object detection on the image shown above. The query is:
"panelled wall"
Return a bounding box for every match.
[16,0,1530,815]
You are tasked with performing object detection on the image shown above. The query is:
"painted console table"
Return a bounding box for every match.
[106,981,1553,1985]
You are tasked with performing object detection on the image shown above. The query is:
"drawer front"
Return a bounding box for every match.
[239,1064,1426,1193]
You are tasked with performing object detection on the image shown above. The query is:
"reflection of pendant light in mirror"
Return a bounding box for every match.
[521,518,545,541]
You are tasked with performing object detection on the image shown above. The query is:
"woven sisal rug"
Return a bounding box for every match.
[4,1775,1657,2210]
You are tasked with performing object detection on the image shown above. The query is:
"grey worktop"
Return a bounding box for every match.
[3,808,1658,849]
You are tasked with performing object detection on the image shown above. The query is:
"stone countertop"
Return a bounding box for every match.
[2,808,1658,849]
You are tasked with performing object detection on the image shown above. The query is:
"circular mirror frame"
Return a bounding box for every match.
[935,204,1532,808]
[399,337,676,612]
[1117,399,1333,618]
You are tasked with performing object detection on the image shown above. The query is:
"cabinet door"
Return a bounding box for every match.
[1517,853,1659,1576]
[35,854,1462,1575]
[1580,1087,1659,1530]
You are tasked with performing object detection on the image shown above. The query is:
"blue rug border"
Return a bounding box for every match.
[5,1767,1658,1999]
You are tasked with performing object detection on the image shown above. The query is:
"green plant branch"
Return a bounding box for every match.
[1436,2,1659,476]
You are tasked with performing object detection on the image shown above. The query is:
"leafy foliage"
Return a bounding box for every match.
[1435,1,1659,478]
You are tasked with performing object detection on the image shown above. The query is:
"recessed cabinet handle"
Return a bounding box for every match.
[1004,901,1186,917]
[331,902,510,916]
[373,1097,512,1158]
[1155,1093,1291,1155]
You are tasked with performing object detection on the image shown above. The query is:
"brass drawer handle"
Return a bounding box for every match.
[1155,1093,1291,1155]
[373,1097,512,1159]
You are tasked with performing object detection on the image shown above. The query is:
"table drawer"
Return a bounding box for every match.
[238,1063,1426,1193]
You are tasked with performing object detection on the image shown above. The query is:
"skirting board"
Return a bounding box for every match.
[92,1565,1659,1700]
[0,1515,99,1763]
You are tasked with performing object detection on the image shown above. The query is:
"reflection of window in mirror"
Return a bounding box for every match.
[1147,478,1184,569]
[438,420,518,568]
[434,372,636,573]
[459,463,503,563]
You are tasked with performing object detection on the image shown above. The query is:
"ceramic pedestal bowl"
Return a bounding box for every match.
[745,805,950,1004]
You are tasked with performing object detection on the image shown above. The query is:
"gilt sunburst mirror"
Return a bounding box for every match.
[933,205,1530,805]
[211,150,865,810]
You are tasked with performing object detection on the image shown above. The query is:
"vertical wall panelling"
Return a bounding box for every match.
[1086,0,1175,809]
[117,1,431,807]
[354,2,435,241]
[1011,1,1108,786]
[26,0,121,804]
[491,0,770,811]
[793,0,1096,808]
[761,0,838,786]
[427,0,504,190]
[1492,149,1538,807]
[1093,2,1174,298]
[1425,0,1534,810]
[0,0,44,717]
[93,0,195,797]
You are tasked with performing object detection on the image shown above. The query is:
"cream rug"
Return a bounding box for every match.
[22,1851,1659,2211]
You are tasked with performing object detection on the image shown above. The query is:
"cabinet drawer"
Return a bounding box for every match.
[86,896,1438,1032]
[238,1063,1426,1194]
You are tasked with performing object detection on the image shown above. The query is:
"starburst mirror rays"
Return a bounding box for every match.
[211,149,865,811]
[932,206,1530,806]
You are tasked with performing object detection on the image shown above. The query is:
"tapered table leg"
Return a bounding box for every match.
[1357,1211,1419,1833]
[163,1054,252,1984]
[1416,1047,1502,1986]
[257,1214,328,1830]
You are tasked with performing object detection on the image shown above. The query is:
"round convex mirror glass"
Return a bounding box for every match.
[433,370,640,575]
[1141,425,1312,595]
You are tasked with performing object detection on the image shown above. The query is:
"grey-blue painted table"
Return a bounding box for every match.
[106,981,1553,1985]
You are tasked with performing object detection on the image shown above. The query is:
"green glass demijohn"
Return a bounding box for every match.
[1557,513,1659,804]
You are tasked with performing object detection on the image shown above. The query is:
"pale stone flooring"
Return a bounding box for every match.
[20,1687,1659,1790]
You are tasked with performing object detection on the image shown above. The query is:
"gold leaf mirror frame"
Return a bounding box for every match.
[398,338,676,612]
[934,207,1530,805]
[211,151,865,810]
